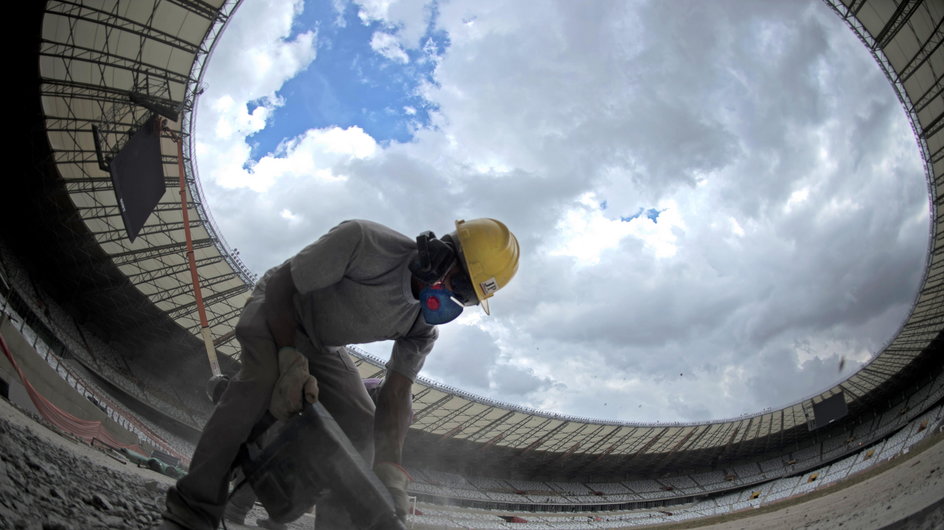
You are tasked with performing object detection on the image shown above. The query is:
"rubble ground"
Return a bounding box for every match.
[0,397,314,530]
[0,397,171,529]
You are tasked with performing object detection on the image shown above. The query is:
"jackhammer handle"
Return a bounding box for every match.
[305,403,407,529]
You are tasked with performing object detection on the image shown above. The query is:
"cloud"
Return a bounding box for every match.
[370,31,410,63]
[196,0,929,422]
[422,323,499,391]
[199,125,377,193]
[353,0,432,48]
[198,0,316,140]
[490,363,556,399]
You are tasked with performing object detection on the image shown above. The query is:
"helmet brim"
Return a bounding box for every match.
[479,297,490,315]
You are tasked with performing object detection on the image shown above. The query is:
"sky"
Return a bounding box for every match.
[193,0,930,423]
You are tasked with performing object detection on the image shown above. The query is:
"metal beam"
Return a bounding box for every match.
[94,220,202,246]
[125,256,226,284]
[65,176,182,193]
[873,0,920,51]
[455,407,510,442]
[45,0,202,55]
[413,393,455,423]
[39,41,192,87]
[544,422,592,453]
[848,0,868,17]
[900,17,944,86]
[167,283,251,319]
[630,427,667,456]
[151,270,241,305]
[111,238,214,266]
[466,410,517,443]
[204,304,245,329]
[40,79,191,114]
[163,0,224,23]
[582,425,622,455]
[920,111,944,141]
[520,420,569,454]
[76,200,201,222]
[427,401,477,433]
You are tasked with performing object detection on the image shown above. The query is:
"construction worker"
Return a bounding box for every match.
[160,218,519,530]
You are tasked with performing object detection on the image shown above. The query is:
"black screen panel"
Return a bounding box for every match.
[811,392,848,430]
[109,115,166,242]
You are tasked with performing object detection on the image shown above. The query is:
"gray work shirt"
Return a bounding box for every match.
[285,219,437,381]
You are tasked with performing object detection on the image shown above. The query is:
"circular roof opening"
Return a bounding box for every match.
[194,0,929,423]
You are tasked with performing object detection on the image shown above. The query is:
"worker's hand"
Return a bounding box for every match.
[269,346,318,420]
[374,462,411,522]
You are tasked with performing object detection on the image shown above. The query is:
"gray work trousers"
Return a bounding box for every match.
[163,289,376,530]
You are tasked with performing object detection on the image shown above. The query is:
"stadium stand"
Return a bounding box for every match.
[1,290,195,463]
[402,404,941,527]
[403,399,944,516]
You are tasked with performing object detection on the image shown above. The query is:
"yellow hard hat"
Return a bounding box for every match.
[452,218,519,314]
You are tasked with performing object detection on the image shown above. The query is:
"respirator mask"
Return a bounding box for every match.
[409,231,478,325]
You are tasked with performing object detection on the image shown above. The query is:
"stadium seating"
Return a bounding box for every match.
[404,401,943,527]
[1,285,198,461]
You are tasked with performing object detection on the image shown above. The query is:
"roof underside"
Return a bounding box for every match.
[16,0,944,478]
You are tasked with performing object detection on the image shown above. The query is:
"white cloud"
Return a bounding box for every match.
[197,0,929,422]
[279,208,302,224]
[370,31,410,63]
[785,186,810,213]
[195,0,318,189]
[353,0,431,48]
[202,125,377,192]
[548,193,683,266]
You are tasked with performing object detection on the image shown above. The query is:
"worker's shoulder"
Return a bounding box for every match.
[337,218,398,233]
[336,219,411,243]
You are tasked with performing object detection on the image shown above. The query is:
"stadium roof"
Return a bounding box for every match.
[15,0,944,477]
[38,0,251,363]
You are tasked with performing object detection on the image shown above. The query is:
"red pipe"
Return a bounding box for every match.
[176,135,210,330]
[173,127,220,375]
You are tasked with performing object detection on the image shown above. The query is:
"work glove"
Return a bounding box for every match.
[269,346,319,420]
[374,462,412,522]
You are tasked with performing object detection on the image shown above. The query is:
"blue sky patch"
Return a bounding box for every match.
[245,0,446,160]
[621,207,666,224]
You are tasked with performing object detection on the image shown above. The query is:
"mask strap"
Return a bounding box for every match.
[410,231,456,284]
